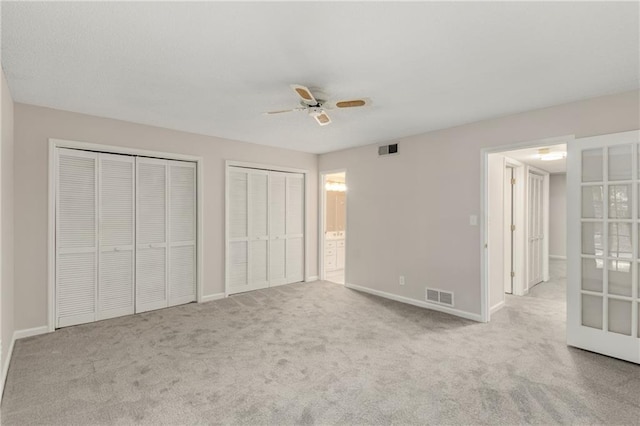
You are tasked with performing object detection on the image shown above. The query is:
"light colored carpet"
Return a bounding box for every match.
[2,261,639,424]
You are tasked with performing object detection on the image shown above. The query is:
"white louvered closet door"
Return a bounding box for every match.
[269,172,287,287]
[56,149,98,327]
[228,167,250,293]
[168,160,197,306]
[249,170,270,291]
[285,173,305,284]
[98,154,135,320]
[136,158,169,313]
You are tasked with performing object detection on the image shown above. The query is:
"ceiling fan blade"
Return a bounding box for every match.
[291,84,318,105]
[313,111,331,126]
[264,107,303,115]
[333,98,371,108]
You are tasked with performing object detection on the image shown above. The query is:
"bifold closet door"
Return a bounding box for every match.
[228,167,270,294]
[285,173,305,284]
[269,172,287,286]
[269,171,305,286]
[56,149,98,327]
[168,161,197,306]
[98,154,135,320]
[136,158,169,313]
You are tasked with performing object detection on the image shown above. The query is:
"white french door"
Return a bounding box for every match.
[567,130,640,364]
[227,166,305,295]
[528,172,544,288]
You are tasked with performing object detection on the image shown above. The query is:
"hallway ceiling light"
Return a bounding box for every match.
[537,148,567,161]
[325,182,347,192]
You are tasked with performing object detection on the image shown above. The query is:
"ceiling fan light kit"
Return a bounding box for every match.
[265,84,371,126]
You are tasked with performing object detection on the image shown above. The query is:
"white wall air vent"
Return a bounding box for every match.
[378,143,398,156]
[425,287,454,307]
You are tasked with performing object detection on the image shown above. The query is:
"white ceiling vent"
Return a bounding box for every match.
[425,287,454,307]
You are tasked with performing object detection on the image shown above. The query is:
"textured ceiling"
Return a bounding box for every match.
[1,2,638,154]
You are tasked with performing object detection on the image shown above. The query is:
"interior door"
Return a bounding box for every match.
[98,153,135,320]
[136,158,168,313]
[528,172,544,288]
[56,149,98,327]
[504,166,514,294]
[168,160,197,306]
[567,130,640,364]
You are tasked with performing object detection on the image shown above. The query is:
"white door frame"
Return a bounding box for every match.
[319,169,348,283]
[224,160,310,297]
[48,138,204,333]
[481,135,574,322]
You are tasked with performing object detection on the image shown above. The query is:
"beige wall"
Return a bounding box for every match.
[319,90,640,316]
[549,173,567,258]
[1,68,15,385]
[13,103,318,330]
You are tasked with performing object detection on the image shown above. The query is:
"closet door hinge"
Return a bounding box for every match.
[511,271,515,278]
[511,178,516,185]
[511,224,516,232]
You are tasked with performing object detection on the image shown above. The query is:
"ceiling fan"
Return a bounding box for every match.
[265,84,371,126]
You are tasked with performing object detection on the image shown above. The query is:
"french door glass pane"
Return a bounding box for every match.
[608,260,632,297]
[608,298,632,335]
[608,223,632,259]
[582,222,604,255]
[609,144,632,181]
[582,258,603,292]
[608,185,631,218]
[582,185,604,218]
[582,294,603,329]
[582,148,603,182]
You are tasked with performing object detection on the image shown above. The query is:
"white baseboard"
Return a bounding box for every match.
[1,335,15,401]
[2,325,51,401]
[345,283,483,322]
[490,300,506,315]
[305,276,319,282]
[549,255,567,260]
[201,293,225,303]
[14,325,49,340]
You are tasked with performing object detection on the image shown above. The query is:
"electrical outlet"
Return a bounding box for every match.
[399,275,405,286]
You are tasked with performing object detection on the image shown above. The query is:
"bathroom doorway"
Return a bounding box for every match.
[321,171,347,284]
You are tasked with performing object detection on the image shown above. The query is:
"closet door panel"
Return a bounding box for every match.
[169,161,197,306]
[269,172,287,286]
[228,168,249,292]
[98,154,135,320]
[137,247,167,311]
[270,239,286,285]
[57,252,96,327]
[248,171,269,290]
[56,149,98,327]
[285,174,305,284]
[136,159,168,313]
